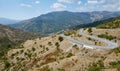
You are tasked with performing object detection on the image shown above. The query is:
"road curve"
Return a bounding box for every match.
[78,29,118,50]
[60,29,118,50]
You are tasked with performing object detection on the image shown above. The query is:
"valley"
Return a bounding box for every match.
[0,11,120,71]
[0,27,120,71]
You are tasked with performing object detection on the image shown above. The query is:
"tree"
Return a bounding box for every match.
[32,47,35,52]
[67,53,73,58]
[58,36,64,42]
[55,42,60,50]
[55,42,60,47]
[48,42,52,46]
[88,28,92,33]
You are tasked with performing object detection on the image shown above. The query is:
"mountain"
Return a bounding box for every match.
[96,17,120,28]
[0,24,38,57]
[9,11,120,35]
[0,18,20,25]
[73,16,120,29]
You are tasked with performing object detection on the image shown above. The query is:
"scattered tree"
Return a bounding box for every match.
[58,36,64,42]
[88,28,92,33]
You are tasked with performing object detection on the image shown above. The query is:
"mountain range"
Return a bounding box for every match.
[73,16,120,29]
[9,11,120,35]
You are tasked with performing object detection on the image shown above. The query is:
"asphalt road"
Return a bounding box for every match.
[60,29,118,51]
[78,29,118,50]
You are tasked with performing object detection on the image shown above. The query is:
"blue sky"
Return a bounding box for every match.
[0,0,120,20]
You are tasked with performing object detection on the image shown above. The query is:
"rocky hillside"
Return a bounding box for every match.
[0,34,120,71]
[9,11,120,35]
[0,24,38,58]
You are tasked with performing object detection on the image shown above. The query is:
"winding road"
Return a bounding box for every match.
[60,29,118,51]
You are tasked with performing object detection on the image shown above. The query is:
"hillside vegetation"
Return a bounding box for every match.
[0,34,119,71]
[96,17,120,28]
[0,24,38,58]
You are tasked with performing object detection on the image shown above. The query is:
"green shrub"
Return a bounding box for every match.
[88,60,104,71]
[98,34,116,40]
[32,47,36,52]
[4,61,10,69]
[73,44,79,50]
[20,50,24,54]
[88,28,92,33]
[55,42,60,48]
[48,42,52,46]
[67,53,73,58]
[46,47,49,51]
[109,61,120,71]
[64,30,76,36]
[88,66,101,71]
[87,37,92,40]
[58,36,64,42]
[113,46,120,53]
[58,68,65,71]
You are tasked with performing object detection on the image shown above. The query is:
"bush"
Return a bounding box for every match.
[87,37,92,40]
[88,66,101,71]
[67,53,73,58]
[20,50,24,54]
[88,28,92,33]
[88,60,104,71]
[46,47,49,51]
[64,30,76,36]
[58,36,64,42]
[48,42,52,46]
[55,42,60,48]
[32,47,36,52]
[4,61,10,69]
[58,68,65,71]
[73,44,79,50]
[109,61,120,71]
[98,34,116,40]
[113,46,120,53]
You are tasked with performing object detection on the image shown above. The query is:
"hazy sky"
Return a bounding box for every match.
[0,0,120,20]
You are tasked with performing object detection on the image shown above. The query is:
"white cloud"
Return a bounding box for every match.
[101,4,120,11]
[58,0,81,4]
[20,3,32,7]
[87,0,98,4]
[51,3,67,10]
[35,1,40,4]
[78,1,81,5]
[76,0,120,12]
[58,0,74,3]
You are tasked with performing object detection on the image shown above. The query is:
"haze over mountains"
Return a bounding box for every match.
[9,11,120,35]
[0,18,20,25]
